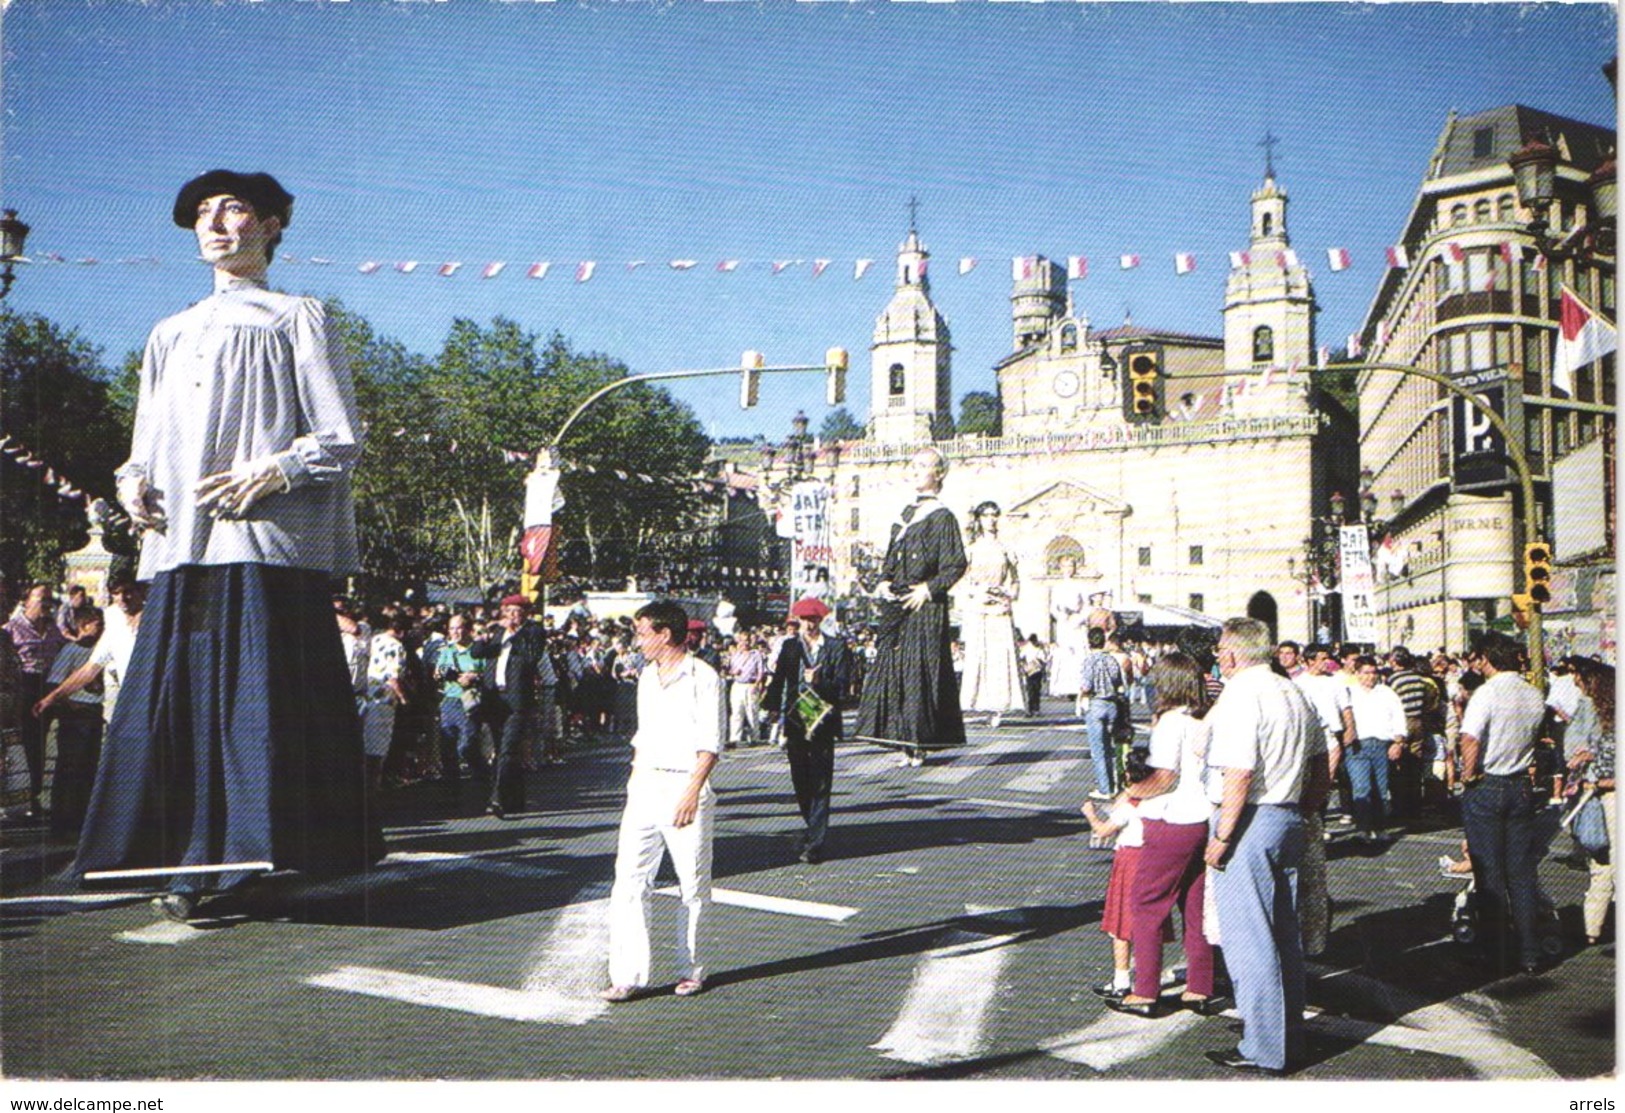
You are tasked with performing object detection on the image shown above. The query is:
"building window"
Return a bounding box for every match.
[1189,545,1204,566]
[1497,194,1517,222]
[849,474,861,497]
[1252,326,1274,364]
[1261,212,1274,237]
[1189,593,1205,612]
[1138,546,1152,568]
[1523,327,1546,394]
[888,363,906,396]
[1450,203,1469,226]
[849,506,860,531]
[1137,594,1152,605]
[1059,323,1078,351]
[1474,199,1492,223]
[1473,127,1495,158]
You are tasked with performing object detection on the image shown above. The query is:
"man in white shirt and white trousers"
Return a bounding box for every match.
[602,600,726,1001]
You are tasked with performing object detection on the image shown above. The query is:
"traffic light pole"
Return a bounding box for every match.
[1324,360,1545,688]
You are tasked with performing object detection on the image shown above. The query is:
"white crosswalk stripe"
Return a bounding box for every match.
[999,756,1087,795]
[872,927,1015,1065]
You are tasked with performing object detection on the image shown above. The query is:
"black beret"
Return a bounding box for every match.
[173,170,294,229]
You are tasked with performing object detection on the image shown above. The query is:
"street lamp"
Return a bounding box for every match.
[0,209,30,299]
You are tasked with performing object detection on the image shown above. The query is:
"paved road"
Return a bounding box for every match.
[0,701,1615,1080]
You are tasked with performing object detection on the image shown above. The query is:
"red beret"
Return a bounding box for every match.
[500,594,530,611]
[687,619,708,632]
[790,597,831,621]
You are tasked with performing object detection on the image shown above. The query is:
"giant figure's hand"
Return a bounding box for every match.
[116,473,165,533]
[195,457,290,519]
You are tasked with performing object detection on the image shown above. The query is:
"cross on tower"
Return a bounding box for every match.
[907,195,920,233]
[1259,130,1281,179]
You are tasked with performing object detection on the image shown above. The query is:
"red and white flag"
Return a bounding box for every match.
[1500,242,1521,268]
[670,260,698,271]
[959,257,977,275]
[772,260,797,275]
[1276,249,1299,269]
[527,262,551,280]
[309,257,334,266]
[1317,346,1329,368]
[1119,254,1141,270]
[1229,251,1250,269]
[812,259,831,278]
[576,261,596,283]
[357,261,382,275]
[1347,332,1363,358]
[438,262,462,277]
[1067,255,1088,280]
[1326,247,1351,272]
[625,260,647,273]
[1376,320,1390,348]
[1554,285,1618,395]
[1012,255,1036,281]
[481,262,506,279]
[1530,251,1549,273]
[1446,242,1467,263]
[1174,252,1197,275]
[1385,244,1409,269]
[854,259,873,280]
[715,260,739,273]
[395,261,419,274]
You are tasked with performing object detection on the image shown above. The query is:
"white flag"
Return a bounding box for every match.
[716,260,739,273]
[1067,255,1088,280]
[395,261,419,274]
[576,261,596,283]
[438,262,462,277]
[1174,252,1196,275]
[812,259,831,278]
[854,259,873,280]
[670,260,698,270]
[1553,285,1618,395]
[625,260,647,272]
[1119,254,1141,270]
[959,257,977,275]
[357,261,382,274]
[527,262,551,280]
[481,262,506,279]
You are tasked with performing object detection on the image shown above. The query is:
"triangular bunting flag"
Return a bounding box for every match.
[958,257,977,276]
[854,259,873,280]
[812,260,831,278]
[1326,247,1351,272]
[670,260,698,271]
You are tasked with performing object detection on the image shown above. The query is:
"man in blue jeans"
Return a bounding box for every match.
[1079,627,1124,800]
[1457,634,1548,974]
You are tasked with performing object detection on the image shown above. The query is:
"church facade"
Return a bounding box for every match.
[794,175,1358,646]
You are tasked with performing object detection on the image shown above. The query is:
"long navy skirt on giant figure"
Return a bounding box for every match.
[855,597,967,752]
[75,565,384,892]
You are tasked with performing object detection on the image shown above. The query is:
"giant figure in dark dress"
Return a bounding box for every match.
[75,170,383,920]
[854,447,967,766]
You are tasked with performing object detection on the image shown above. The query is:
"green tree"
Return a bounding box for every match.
[0,310,133,586]
[341,314,711,596]
[958,390,1003,437]
[819,406,865,442]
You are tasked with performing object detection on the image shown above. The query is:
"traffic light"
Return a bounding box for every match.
[1121,344,1164,423]
[520,569,540,603]
[740,350,764,409]
[1523,540,1553,605]
[826,347,848,406]
[1510,592,1534,630]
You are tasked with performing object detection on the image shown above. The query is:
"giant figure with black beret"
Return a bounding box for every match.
[74,170,384,920]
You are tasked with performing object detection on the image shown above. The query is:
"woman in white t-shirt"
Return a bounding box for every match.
[1108,651,1224,1017]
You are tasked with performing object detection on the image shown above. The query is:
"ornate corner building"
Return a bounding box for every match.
[1356,105,1616,654]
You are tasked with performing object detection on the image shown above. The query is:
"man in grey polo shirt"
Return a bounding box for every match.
[1457,633,1548,974]
[1202,617,1329,1076]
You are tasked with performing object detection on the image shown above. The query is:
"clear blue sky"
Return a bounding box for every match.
[2,0,1615,441]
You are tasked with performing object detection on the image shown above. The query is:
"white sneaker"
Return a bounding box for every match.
[909,754,924,767]
[989,714,1003,730]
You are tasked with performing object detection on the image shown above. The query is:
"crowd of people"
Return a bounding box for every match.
[0,170,1612,1073]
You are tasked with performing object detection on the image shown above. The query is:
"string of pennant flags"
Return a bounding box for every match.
[0,433,122,523]
[22,240,1546,283]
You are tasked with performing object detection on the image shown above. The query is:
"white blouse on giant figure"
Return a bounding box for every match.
[958,535,1027,714]
[1048,584,1089,697]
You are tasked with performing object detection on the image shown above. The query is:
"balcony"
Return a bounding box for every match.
[1436,290,1515,323]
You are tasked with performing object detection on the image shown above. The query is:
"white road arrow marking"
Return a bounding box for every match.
[1041,1008,1203,1071]
[872,916,1018,1065]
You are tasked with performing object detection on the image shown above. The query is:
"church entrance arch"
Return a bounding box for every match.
[1044,536,1087,579]
[1247,591,1278,643]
